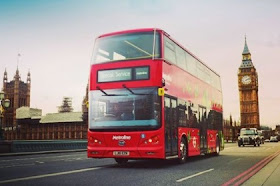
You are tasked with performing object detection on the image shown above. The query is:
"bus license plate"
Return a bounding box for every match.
[113,151,129,156]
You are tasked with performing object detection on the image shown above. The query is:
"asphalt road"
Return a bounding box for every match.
[1,142,280,186]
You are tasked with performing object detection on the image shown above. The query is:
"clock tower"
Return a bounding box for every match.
[238,37,260,129]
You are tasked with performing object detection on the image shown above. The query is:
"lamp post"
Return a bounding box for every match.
[0,90,10,140]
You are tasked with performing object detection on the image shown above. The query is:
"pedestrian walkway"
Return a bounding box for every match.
[243,152,280,185]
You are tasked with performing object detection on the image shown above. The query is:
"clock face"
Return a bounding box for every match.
[242,75,251,85]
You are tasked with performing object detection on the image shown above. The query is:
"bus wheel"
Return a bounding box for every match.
[115,158,128,165]
[178,138,187,163]
[214,139,220,156]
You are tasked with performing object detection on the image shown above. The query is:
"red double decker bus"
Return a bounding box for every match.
[87,28,223,164]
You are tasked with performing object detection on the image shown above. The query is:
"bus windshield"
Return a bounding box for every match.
[92,32,161,64]
[89,87,161,130]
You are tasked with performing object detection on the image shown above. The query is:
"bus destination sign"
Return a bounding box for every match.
[98,67,149,83]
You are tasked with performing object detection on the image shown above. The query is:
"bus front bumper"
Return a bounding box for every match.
[87,146,165,159]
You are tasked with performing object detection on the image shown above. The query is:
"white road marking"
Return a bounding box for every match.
[0,167,101,184]
[176,168,214,183]
[224,147,236,150]
[49,157,87,162]
[0,163,35,169]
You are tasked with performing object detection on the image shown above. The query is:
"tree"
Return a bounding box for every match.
[58,97,73,113]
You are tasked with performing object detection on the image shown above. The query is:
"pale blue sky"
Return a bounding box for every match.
[1,0,280,128]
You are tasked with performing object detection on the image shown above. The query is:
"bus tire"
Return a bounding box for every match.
[178,137,187,163]
[115,158,128,165]
[214,138,220,156]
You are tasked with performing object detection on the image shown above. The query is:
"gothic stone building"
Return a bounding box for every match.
[238,38,260,129]
[2,68,30,129]
[2,69,88,140]
[4,108,88,140]
[12,107,87,140]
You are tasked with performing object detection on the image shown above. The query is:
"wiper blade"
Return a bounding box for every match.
[96,86,128,96]
[122,84,149,95]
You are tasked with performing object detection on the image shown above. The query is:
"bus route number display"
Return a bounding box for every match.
[98,67,149,83]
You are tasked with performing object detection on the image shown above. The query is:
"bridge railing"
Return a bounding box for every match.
[0,140,87,153]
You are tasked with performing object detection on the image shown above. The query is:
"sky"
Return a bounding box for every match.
[0,0,280,128]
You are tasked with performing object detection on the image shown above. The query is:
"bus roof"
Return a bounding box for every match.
[96,28,221,78]
[97,28,163,38]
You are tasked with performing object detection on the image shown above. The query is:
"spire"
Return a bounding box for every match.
[240,35,253,68]
[14,66,20,80]
[242,35,250,55]
[3,68,8,83]
[27,69,31,83]
[15,53,21,80]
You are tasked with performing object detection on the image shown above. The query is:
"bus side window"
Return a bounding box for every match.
[188,103,198,128]
[178,100,187,127]
[164,36,177,65]
[208,110,214,130]
[198,106,207,129]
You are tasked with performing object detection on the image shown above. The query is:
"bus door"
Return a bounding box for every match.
[198,106,207,153]
[164,97,178,156]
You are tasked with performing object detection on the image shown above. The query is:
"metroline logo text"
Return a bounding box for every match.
[112,135,131,140]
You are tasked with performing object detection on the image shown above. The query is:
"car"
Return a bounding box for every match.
[270,136,278,142]
[264,139,270,142]
[257,130,265,144]
[238,128,261,147]
[260,136,265,144]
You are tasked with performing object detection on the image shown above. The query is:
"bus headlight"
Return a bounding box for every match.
[145,135,159,144]
[89,136,102,145]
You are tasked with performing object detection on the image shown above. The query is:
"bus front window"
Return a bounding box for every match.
[92,32,161,64]
[89,87,161,130]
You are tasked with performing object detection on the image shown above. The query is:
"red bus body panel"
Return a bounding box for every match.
[178,127,200,156]
[162,62,222,109]
[89,59,162,90]
[88,128,165,159]
[207,130,218,153]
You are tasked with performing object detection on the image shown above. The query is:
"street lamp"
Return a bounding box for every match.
[0,90,10,140]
